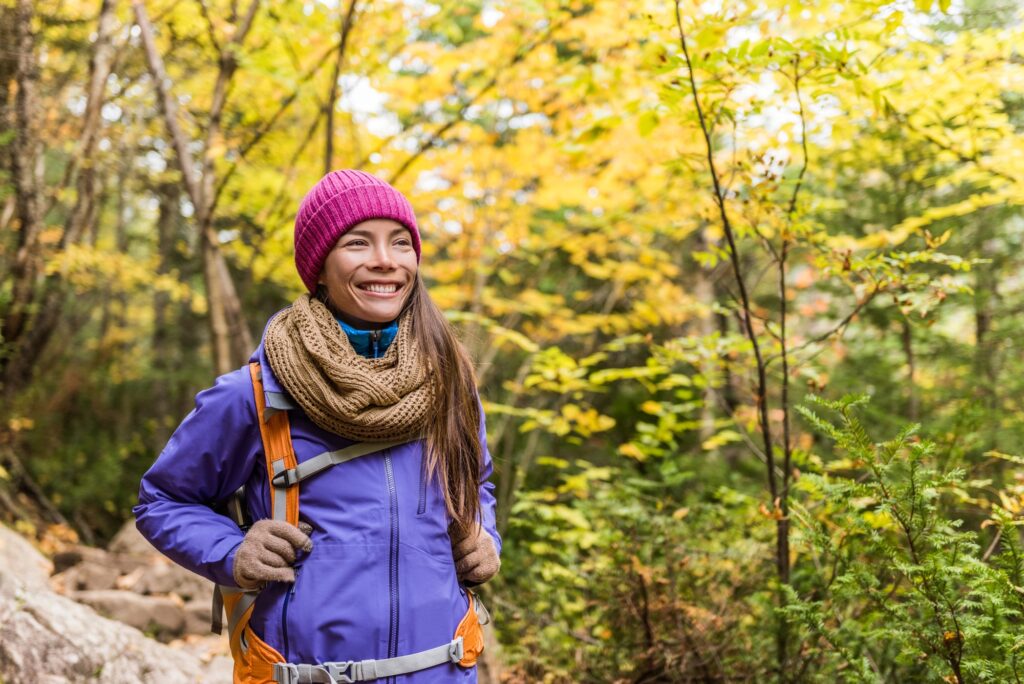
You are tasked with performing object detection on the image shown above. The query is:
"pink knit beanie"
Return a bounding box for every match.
[294,169,421,292]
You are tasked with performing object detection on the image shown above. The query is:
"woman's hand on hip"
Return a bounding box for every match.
[232,519,313,590]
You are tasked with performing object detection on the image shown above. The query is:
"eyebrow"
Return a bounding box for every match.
[344,226,409,238]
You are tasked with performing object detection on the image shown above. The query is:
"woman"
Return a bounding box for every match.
[135,170,501,683]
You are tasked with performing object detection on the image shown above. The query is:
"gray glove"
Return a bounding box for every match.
[233,520,313,590]
[452,523,500,585]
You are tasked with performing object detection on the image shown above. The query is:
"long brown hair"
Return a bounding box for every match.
[402,272,483,537]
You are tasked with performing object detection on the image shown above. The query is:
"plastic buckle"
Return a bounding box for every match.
[272,663,299,684]
[272,468,298,488]
[448,636,465,664]
[326,661,359,683]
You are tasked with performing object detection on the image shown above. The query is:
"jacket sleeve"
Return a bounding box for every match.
[133,369,260,586]
[477,399,502,556]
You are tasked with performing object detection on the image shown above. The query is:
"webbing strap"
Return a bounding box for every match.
[211,585,225,634]
[271,440,409,489]
[272,637,464,684]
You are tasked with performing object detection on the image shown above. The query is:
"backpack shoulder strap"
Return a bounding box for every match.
[215,362,301,661]
[249,361,299,525]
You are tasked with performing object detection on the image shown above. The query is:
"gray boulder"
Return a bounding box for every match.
[0,522,52,590]
[73,590,187,642]
[0,524,229,683]
[121,560,213,604]
[51,560,120,593]
[107,521,156,557]
[184,598,214,636]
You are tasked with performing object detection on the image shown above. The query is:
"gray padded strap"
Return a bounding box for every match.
[272,637,463,683]
[272,440,409,489]
[213,587,258,653]
[264,391,298,421]
[271,461,289,521]
[266,391,298,412]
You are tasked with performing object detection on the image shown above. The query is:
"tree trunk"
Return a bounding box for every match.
[133,0,255,374]
[2,0,42,358]
[973,222,999,451]
[64,0,117,249]
[0,5,21,264]
[695,224,718,444]
[901,318,918,423]
[152,182,181,442]
[1,0,118,398]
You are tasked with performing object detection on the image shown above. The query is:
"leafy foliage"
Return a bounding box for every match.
[1,0,1023,679]
[787,396,1024,683]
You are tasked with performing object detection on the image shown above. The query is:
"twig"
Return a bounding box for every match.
[387,17,568,184]
[210,35,350,211]
[982,527,1002,563]
[324,0,361,175]
[195,0,222,54]
[768,282,882,365]
[777,53,809,594]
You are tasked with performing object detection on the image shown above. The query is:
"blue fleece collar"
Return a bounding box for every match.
[336,318,399,359]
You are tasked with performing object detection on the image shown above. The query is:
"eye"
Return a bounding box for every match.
[342,238,368,248]
[394,237,412,246]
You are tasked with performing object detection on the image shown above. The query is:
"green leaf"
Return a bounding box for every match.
[638,110,659,137]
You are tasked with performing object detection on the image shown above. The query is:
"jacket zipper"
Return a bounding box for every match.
[370,328,381,358]
[417,444,427,515]
[281,564,301,661]
[384,451,400,682]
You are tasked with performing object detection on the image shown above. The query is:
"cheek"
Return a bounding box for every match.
[322,255,357,283]
[400,254,419,275]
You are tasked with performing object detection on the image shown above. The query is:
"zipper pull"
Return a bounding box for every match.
[290,565,302,596]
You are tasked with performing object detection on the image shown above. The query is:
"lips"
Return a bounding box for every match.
[357,281,403,296]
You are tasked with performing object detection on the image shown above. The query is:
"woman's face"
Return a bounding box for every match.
[318,219,418,327]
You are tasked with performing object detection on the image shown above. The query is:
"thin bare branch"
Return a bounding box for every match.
[195,0,222,54]
[133,0,255,372]
[234,0,261,45]
[61,0,118,249]
[252,109,326,232]
[901,111,1020,186]
[675,2,790,670]
[387,17,568,185]
[210,36,346,210]
[785,57,810,220]
[778,54,808,594]
[133,0,202,205]
[770,282,882,365]
[325,0,361,175]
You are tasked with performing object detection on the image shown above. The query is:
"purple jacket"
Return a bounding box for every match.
[134,329,500,682]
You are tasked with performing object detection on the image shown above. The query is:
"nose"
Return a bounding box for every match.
[367,242,397,270]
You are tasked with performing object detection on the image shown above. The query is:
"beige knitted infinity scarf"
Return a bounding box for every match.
[263,294,434,441]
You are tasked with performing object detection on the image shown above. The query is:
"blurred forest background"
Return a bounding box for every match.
[2,0,1024,681]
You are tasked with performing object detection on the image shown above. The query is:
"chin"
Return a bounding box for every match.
[363,309,402,323]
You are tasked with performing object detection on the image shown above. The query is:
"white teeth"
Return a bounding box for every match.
[362,283,398,294]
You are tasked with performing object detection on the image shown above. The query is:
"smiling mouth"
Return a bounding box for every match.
[358,282,402,295]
